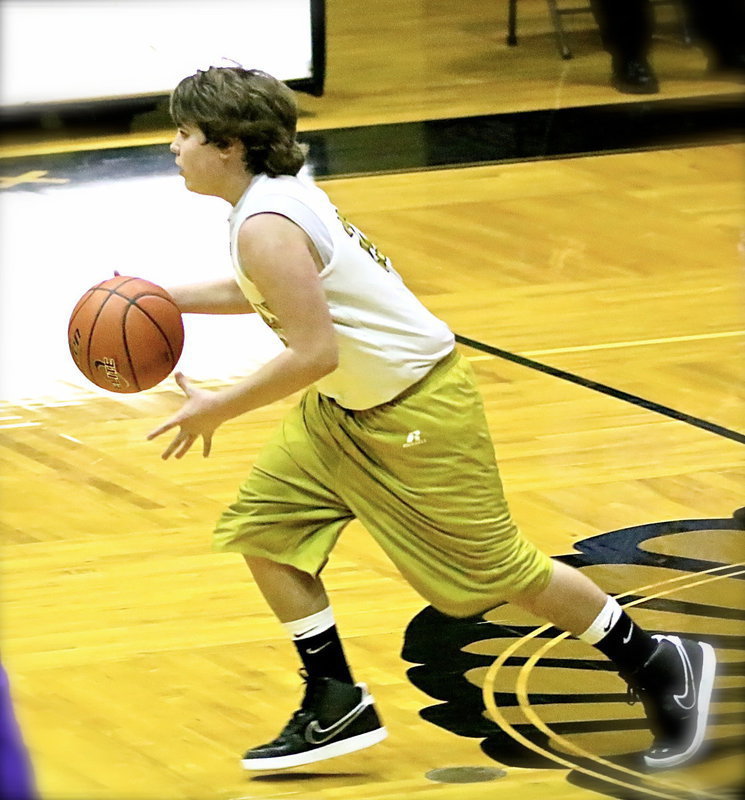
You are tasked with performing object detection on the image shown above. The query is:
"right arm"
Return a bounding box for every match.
[167,277,254,314]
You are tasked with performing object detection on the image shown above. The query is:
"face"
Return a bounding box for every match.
[170,124,232,198]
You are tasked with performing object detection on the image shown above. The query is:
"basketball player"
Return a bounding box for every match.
[148,66,717,772]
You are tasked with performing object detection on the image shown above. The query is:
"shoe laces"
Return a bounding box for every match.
[280,708,309,735]
[624,680,667,740]
[298,669,326,708]
[272,671,321,738]
[626,683,639,707]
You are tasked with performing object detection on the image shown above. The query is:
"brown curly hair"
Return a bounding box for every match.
[170,67,305,178]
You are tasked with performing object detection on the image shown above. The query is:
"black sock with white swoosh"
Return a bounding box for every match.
[578,596,657,676]
[293,625,354,685]
[594,610,658,676]
[282,607,354,685]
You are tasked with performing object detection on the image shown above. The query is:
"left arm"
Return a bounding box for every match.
[148,213,338,459]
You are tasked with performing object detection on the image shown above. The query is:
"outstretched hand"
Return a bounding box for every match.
[147,373,225,459]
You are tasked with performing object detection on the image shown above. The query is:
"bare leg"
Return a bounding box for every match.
[511,560,609,636]
[245,553,609,638]
[244,555,328,622]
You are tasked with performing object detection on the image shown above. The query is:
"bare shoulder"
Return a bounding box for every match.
[237,212,320,275]
[238,212,306,250]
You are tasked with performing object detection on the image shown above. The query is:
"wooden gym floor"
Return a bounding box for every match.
[1,2,743,799]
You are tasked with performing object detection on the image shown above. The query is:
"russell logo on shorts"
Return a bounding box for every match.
[403,430,426,448]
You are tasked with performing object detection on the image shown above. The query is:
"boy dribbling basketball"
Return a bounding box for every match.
[148,66,716,772]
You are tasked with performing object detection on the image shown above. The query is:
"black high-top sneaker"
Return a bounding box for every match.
[241,675,387,770]
[626,634,716,770]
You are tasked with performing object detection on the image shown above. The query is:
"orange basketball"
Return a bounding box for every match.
[68,275,184,393]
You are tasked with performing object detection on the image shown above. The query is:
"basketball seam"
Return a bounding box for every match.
[121,303,141,393]
[68,289,98,328]
[108,289,181,364]
[84,284,133,383]
[84,278,138,387]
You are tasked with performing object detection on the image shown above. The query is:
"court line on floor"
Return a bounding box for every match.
[456,333,745,446]
[521,330,744,358]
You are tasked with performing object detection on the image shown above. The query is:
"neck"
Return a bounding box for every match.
[224,173,254,206]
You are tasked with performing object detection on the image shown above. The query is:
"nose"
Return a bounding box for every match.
[169,140,179,155]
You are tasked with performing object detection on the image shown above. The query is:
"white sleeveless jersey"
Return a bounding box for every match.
[228,173,455,410]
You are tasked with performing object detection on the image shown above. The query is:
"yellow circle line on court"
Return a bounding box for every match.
[516,566,745,799]
[482,561,745,800]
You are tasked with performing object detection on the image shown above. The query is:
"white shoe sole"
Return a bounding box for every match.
[241,726,387,771]
[644,641,716,769]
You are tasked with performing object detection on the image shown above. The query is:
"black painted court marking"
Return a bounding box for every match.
[3,93,743,189]
[455,333,745,446]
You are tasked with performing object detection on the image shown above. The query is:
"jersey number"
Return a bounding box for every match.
[337,211,393,271]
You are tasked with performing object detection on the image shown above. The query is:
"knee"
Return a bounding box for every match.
[243,554,321,588]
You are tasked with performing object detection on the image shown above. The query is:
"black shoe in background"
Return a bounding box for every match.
[611,57,660,94]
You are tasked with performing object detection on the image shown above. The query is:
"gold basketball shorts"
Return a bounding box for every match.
[213,349,553,617]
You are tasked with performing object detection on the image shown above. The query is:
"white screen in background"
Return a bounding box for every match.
[1,0,314,107]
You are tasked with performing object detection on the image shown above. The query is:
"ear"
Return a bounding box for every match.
[219,139,244,161]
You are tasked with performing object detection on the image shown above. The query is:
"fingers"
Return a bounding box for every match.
[147,373,212,458]
[174,432,197,460]
[148,423,210,459]
[145,415,189,457]
[160,430,197,460]
[158,432,208,460]
[174,372,192,395]
[146,420,176,441]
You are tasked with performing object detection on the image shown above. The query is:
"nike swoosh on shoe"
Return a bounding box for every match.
[304,695,371,745]
[671,637,697,710]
